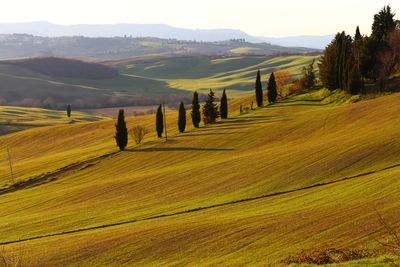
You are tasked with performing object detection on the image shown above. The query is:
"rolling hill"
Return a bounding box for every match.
[0,55,318,108]
[0,34,319,61]
[0,105,108,135]
[0,89,399,265]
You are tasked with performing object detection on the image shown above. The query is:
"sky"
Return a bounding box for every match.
[1,0,399,36]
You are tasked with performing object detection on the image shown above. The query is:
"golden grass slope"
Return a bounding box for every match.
[0,90,399,265]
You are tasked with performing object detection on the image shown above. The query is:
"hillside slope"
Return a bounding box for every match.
[0,55,317,108]
[0,105,108,135]
[0,90,399,265]
[0,33,318,60]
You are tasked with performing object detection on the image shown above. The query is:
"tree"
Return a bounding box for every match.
[374,29,400,91]
[274,70,293,98]
[354,26,363,68]
[129,125,149,144]
[156,104,164,137]
[191,91,201,128]
[114,109,128,151]
[319,32,353,91]
[359,36,380,80]
[319,43,338,90]
[355,26,362,42]
[220,89,228,119]
[372,5,397,42]
[255,70,263,107]
[347,65,364,95]
[202,89,219,124]
[267,72,278,104]
[67,105,71,118]
[302,59,316,89]
[178,101,186,133]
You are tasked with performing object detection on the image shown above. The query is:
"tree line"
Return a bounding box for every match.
[114,89,229,151]
[319,5,400,94]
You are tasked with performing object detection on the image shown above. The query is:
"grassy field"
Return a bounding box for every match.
[0,87,399,265]
[0,105,107,135]
[118,55,318,97]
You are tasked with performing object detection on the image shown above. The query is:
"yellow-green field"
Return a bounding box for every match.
[0,106,108,135]
[120,55,318,97]
[0,89,399,266]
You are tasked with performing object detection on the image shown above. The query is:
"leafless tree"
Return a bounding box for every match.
[129,125,149,145]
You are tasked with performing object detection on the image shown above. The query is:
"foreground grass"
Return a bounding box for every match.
[0,89,399,265]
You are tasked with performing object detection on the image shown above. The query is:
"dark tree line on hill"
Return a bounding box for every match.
[319,5,400,94]
[7,57,119,80]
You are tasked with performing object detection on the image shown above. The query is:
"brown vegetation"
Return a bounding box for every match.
[274,70,294,98]
[282,247,372,265]
[130,125,149,144]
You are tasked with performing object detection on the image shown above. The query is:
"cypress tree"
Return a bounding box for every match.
[355,26,362,42]
[220,89,228,119]
[255,70,263,107]
[67,104,71,118]
[202,89,219,124]
[156,104,164,138]
[178,101,186,133]
[114,109,128,151]
[267,72,278,104]
[191,91,201,128]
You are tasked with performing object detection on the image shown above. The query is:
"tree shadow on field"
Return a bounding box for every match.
[127,147,234,152]
[176,132,245,137]
[269,101,327,108]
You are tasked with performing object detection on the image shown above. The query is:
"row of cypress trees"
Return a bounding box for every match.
[115,89,230,151]
[255,70,277,107]
[156,89,229,138]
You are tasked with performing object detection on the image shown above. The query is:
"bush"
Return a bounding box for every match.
[130,125,149,144]
[282,247,372,265]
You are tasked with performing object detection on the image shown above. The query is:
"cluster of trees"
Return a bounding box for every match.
[319,5,400,94]
[114,89,229,151]
[254,60,316,106]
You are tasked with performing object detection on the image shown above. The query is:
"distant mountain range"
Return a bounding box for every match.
[0,22,333,49]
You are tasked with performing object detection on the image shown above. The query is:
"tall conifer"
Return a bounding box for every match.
[267,72,278,104]
[202,89,219,124]
[178,101,186,133]
[255,70,263,107]
[191,91,201,128]
[115,109,128,151]
[220,89,228,119]
[156,104,164,138]
[67,105,71,118]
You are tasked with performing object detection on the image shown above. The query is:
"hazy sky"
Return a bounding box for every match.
[1,0,399,36]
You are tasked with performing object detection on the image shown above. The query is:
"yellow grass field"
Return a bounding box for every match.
[0,89,399,266]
